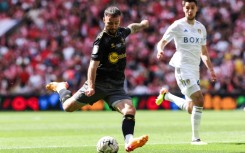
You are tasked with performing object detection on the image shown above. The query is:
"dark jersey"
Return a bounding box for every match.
[91,27,131,87]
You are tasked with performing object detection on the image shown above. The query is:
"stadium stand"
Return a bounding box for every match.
[0,0,244,95]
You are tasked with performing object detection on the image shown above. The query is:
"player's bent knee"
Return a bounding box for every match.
[126,106,136,115]
[123,106,136,116]
[115,100,136,115]
[123,103,136,115]
[190,91,204,107]
[194,97,204,107]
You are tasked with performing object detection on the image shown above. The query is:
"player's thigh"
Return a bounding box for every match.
[175,68,200,97]
[185,84,201,100]
[63,86,105,112]
[73,82,106,105]
[62,97,86,112]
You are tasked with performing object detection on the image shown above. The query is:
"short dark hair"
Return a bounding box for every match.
[182,0,197,6]
[104,6,121,17]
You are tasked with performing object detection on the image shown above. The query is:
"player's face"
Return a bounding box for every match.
[103,15,121,35]
[183,2,198,21]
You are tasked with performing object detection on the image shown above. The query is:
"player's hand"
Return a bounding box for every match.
[157,50,164,60]
[210,70,216,82]
[141,20,149,29]
[85,87,95,97]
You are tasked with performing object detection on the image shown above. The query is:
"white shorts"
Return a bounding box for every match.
[175,67,200,99]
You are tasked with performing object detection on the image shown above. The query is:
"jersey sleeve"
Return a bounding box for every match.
[162,22,178,43]
[120,27,131,38]
[91,33,103,61]
[201,25,207,45]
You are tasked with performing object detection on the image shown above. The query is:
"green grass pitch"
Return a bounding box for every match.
[0,110,244,153]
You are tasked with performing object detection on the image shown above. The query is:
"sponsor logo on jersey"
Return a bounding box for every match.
[183,37,202,44]
[108,52,126,64]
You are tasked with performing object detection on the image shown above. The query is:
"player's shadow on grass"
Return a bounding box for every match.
[225,142,245,145]
[214,142,245,146]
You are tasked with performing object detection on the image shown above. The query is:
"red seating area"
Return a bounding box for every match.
[0,0,244,95]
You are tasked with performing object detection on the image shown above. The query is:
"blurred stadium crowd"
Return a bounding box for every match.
[0,0,244,95]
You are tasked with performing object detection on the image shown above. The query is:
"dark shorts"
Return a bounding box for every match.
[72,81,131,107]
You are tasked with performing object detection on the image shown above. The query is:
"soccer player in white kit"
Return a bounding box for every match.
[156,0,216,145]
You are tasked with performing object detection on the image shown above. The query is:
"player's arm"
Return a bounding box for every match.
[201,45,216,82]
[156,38,168,60]
[127,20,149,34]
[156,21,176,60]
[86,60,100,97]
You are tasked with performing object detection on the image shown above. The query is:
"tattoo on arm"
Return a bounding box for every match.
[128,23,142,33]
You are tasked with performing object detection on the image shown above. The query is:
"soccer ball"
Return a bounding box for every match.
[96,136,119,153]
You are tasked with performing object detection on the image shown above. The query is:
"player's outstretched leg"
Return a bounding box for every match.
[155,88,168,105]
[125,135,148,152]
[156,88,191,112]
[46,82,69,92]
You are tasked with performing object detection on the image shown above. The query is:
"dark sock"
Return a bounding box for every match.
[58,89,72,103]
[122,114,135,138]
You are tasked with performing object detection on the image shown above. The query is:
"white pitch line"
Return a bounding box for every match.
[0,141,242,150]
[0,145,91,150]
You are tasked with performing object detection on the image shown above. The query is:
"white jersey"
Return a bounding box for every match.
[162,18,207,70]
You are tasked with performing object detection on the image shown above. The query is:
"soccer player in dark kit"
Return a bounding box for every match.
[46,6,149,152]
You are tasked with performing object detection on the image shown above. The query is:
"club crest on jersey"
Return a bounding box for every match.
[197,29,202,34]
[111,43,115,48]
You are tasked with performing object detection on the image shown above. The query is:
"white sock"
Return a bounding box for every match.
[191,106,203,140]
[165,92,189,111]
[57,84,66,93]
[125,134,133,147]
